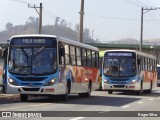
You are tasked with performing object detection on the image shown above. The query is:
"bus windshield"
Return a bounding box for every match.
[8,47,57,75]
[103,58,136,77]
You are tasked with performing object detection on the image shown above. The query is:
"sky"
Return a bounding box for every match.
[1,0,160,42]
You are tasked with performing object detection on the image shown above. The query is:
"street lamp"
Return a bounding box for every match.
[140,7,160,51]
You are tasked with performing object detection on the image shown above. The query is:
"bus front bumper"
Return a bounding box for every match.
[102,83,140,91]
[6,83,66,95]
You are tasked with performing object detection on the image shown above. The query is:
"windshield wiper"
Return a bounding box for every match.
[20,47,28,57]
[34,47,45,57]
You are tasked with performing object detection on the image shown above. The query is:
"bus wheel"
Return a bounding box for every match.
[2,85,6,93]
[62,86,69,101]
[85,82,92,97]
[79,82,92,97]
[20,94,28,102]
[136,81,143,95]
[147,82,153,94]
[108,90,113,94]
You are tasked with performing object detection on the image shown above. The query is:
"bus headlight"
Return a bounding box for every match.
[44,78,56,86]
[8,78,18,85]
[104,79,111,84]
[129,80,137,84]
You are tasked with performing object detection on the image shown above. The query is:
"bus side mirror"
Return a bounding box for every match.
[137,58,141,65]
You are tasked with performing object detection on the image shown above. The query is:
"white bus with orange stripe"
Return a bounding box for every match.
[102,49,157,95]
[0,34,100,101]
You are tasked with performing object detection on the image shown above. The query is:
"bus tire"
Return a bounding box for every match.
[147,81,153,94]
[62,87,68,101]
[2,85,6,93]
[108,90,113,94]
[62,83,70,101]
[85,82,92,97]
[136,81,143,95]
[3,84,7,93]
[20,94,28,102]
[79,82,92,97]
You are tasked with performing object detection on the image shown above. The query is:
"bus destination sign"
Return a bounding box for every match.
[105,52,135,58]
[108,53,132,57]
[23,39,45,44]
[11,37,57,46]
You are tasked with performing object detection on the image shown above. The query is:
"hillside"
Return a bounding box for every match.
[0,17,95,43]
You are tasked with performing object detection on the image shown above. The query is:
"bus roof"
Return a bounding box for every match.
[57,36,99,51]
[103,49,156,59]
[10,34,99,51]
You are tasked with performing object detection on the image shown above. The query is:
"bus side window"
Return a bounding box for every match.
[59,43,65,65]
[137,56,142,71]
[82,49,87,66]
[137,58,141,65]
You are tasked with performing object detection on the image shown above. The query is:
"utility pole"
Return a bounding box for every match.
[140,7,158,51]
[79,0,84,43]
[28,3,43,34]
[140,7,143,52]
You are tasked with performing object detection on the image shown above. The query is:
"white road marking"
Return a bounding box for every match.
[70,117,85,120]
[137,101,143,104]
[149,98,154,101]
[121,105,129,108]
[99,110,111,113]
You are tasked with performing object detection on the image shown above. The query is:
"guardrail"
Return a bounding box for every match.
[86,41,160,49]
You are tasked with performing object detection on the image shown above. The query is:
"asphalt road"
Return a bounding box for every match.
[0,87,160,120]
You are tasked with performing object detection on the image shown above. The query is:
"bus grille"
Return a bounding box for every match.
[17,77,47,81]
[112,81,127,84]
[22,87,40,91]
[21,83,43,86]
[110,78,128,81]
[113,85,125,88]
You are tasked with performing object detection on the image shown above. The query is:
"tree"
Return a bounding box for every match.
[75,24,79,32]
[60,19,67,27]
[5,22,13,31]
[84,28,90,39]
[55,17,60,25]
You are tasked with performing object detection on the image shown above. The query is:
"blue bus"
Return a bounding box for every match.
[0,34,100,101]
[157,64,160,86]
[102,49,157,95]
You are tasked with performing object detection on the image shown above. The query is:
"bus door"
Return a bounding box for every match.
[0,49,5,92]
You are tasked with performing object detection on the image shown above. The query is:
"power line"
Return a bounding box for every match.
[153,11,160,24]
[122,0,142,7]
[86,12,160,22]
[149,12,159,26]
[43,9,57,18]
[86,13,139,21]
[11,0,34,5]
[134,0,151,7]
[157,10,160,17]
[149,11,160,27]
[11,0,77,35]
